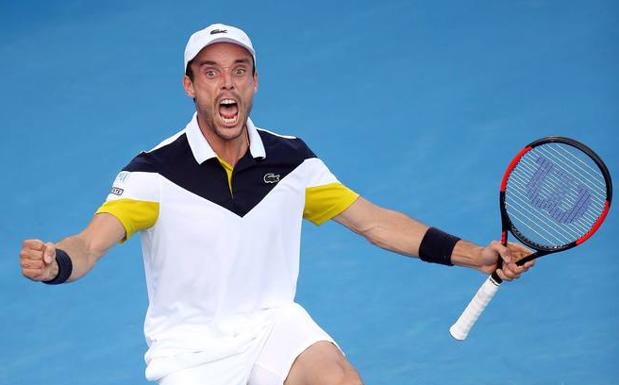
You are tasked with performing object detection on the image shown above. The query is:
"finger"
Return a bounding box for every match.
[20,259,44,270]
[486,240,510,264]
[505,262,525,277]
[19,248,45,261]
[22,268,47,281]
[502,260,525,280]
[22,239,45,251]
[506,260,525,272]
[502,268,515,280]
[507,241,531,253]
[506,242,533,262]
[513,259,535,274]
[492,242,512,264]
[496,269,509,281]
[505,270,521,280]
[500,269,519,281]
[42,243,56,265]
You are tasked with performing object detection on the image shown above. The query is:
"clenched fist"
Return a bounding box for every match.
[19,239,59,282]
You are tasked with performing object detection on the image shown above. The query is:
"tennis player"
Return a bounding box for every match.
[19,23,534,385]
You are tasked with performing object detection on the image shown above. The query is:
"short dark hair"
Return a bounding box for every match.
[185,60,195,80]
[185,58,256,81]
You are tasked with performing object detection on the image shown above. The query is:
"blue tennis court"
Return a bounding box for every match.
[1,1,618,384]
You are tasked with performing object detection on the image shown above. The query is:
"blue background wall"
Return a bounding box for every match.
[1,1,617,384]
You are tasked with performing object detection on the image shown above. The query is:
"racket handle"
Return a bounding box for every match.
[449,275,501,341]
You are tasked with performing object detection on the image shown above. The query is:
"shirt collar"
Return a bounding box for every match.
[185,113,266,164]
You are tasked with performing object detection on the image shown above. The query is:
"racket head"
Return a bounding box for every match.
[499,136,612,255]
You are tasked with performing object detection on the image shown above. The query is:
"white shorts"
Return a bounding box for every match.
[157,303,338,385]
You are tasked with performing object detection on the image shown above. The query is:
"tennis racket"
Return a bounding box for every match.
[449,136,612,341]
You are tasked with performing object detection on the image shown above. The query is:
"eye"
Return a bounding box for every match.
[204,68,219,79]
[233,67,248,77]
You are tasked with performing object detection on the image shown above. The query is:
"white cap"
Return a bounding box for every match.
[184,23,256,73]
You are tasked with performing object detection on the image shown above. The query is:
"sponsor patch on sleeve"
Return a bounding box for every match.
[114,171,130,185]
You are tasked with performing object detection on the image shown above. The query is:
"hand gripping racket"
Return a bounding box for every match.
[449,136,612,341]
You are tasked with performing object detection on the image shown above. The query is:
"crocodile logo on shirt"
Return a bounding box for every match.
[263,173,280,184]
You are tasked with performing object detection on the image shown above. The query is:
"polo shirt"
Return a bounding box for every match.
[95,113,358,378]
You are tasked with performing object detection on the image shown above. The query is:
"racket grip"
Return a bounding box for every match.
[449,276,501,341]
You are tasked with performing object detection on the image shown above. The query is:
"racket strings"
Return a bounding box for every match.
[507,177,596,242]
[519,148,607,217]
[540,144,607,192]
[504,142,608,249]
[512,164,602,229]
[523,146,607,205]
[514,165,602,228]
[507,171,602,242]
[509,165,601,234]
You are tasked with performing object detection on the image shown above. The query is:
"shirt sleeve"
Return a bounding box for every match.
[301,157,359,225]
[96,165,160,241]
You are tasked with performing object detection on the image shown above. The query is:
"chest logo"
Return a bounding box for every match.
[263,173,280,184]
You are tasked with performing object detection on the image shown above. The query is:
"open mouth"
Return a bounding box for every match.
[218,98,239,127]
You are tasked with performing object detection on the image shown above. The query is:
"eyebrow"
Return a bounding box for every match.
[197,58,252,67]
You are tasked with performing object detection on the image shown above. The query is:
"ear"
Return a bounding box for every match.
[253,71,259,93]
[183,75,195,98]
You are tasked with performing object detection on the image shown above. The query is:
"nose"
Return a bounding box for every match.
[221,70,234,89]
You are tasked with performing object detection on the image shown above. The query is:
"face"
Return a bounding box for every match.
[183,43,258,142]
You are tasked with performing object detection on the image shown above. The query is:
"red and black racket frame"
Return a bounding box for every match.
[491,136,613,284]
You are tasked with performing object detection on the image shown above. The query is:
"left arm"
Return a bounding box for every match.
[333,197,533,280]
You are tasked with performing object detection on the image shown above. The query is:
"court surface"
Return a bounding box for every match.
[1,1,618,384]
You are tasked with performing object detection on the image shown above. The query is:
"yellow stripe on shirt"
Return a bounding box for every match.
[96,199,159,240]
[217,157,234,194]
[304,182,359,225]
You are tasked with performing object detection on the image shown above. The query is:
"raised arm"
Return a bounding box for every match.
[333,197,533,280]
[19,213,125,284]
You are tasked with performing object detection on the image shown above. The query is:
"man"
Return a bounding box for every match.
[19,24,533,385]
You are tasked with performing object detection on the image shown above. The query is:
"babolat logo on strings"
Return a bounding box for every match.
[210,29,228,35]
[525,156,591,225]
[263,173,280,184]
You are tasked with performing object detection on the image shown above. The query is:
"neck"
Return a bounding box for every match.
[197,116,249,167]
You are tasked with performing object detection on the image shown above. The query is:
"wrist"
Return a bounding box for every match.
[42,249,73,285]
[450,241,484,269]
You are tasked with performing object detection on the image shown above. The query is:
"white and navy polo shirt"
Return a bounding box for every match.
[96,113,358,346]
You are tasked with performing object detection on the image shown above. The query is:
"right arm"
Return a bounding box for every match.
[19,213,125,283]
[334,197,533,280]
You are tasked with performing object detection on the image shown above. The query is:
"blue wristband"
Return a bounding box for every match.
[42,249,73,285]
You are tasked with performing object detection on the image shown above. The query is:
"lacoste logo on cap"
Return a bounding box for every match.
[263,173,280,184]
[210,29,228,35]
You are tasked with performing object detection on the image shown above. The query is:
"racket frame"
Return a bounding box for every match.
[494,136,613,281]
[451,136,612,339]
